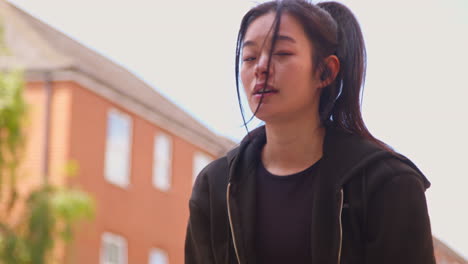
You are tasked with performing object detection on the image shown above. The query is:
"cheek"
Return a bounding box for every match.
[291,62,316,87]
[240,67,252,91]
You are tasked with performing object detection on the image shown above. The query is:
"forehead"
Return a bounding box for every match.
[243,12,309,46]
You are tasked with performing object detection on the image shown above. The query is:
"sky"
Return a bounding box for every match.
[8,0,468,258]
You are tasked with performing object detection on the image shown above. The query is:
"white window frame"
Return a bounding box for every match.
[100,232,127,264]
[152,132,173,191]
[192,152,213,183]
[148,248,169,264]
[104,109,133,188]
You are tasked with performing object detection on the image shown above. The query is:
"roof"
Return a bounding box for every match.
[433,237,467,264]
[0,0,236,156]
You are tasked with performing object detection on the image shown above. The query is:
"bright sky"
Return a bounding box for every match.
[9,0,468,259]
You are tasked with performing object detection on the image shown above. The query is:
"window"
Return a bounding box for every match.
[192,152,213,183]
[149,248,169,264]
[100,232,127,264]
[104,109,133,187]
[153,133,173,191]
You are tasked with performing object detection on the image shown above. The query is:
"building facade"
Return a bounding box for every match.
[434,238,467,264]
[0,1,234,263]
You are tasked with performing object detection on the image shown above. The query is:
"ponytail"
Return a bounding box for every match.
[318,2,390,150]
[317,2,366,131]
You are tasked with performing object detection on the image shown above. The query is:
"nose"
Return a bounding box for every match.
[255,52,273,79]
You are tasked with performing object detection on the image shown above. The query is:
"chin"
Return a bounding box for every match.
[248,103,290,123]
[252,111,285,124]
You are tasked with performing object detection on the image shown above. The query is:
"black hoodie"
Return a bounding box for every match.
[185,126,435,264]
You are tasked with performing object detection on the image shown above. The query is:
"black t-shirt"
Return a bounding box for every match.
[255,159,320,264]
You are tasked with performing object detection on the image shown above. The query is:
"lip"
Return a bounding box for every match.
[253,83,278,95]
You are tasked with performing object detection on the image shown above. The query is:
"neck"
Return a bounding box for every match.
[262,116,325,176]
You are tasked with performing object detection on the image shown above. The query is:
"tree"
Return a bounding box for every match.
[0,20,95,264]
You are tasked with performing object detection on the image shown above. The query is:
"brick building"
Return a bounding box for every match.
[434,238,467,264]
[0,1,466,263]
[0,1,234,263]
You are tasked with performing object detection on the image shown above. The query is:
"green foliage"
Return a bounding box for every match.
[0,70,27,211]
[0,69,95,264]
[51,188,95,242]
[24,187,55,264]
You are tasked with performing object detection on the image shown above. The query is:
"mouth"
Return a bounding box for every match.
[253,83,278,95]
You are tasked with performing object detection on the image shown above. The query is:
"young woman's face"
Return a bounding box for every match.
[240,12,323,123]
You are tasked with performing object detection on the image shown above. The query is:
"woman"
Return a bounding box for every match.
[185,0,435,263]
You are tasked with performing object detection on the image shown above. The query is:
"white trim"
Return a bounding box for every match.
[152,132,173,191]
[148,248,169,264]
[100,232,128,264]
[104,108,133,188]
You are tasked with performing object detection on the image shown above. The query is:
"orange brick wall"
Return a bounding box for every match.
[47,82,73,187]
[21,80,73,188]
[22,82,46,186]
[61,81,211,264]
[434,238,468,264]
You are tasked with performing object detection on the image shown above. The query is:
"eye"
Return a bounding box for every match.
[274,51,293,56]
[242,56,256,62]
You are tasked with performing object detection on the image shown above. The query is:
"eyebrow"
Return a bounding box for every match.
[242,35,296,49]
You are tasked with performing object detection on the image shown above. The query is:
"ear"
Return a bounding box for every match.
[319,55,340,88]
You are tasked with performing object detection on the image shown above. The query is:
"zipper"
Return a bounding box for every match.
[337,188,344,264]
[227,183,241,264]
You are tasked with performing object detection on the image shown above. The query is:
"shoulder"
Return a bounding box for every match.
[325,127,431,192]
[358,156,435,263]
[190,147,237,205]
[364,155,430,196]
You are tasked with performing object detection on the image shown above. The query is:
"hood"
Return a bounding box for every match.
[226,125,431,189]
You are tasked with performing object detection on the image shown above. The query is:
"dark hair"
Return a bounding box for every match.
[235,0,389,149]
